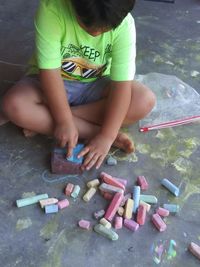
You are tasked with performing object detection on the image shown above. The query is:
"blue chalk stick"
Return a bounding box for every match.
[67,144,84,164]
[163,204,179,213]
[161,178,179,197]
[45,204,58,214]
[71,185,81,199]
[133,186,140,213]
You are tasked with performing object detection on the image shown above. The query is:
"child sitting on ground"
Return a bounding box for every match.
[1,0,155,170]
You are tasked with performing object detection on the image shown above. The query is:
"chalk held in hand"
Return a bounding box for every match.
[188,242,200,260]
[152,214,167,232]
[161,178,180,196]
[16,194,48,208]
[94,224,119,241]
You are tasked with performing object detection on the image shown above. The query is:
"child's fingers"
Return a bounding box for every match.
[67,141,74,158]
[78,146,90,158]
[95,155,104,169]
[85,154,99,170]
[83,151,96,166]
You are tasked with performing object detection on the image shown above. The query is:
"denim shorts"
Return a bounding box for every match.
[22,75,110,106]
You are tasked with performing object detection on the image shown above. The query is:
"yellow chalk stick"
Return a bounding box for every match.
[39,198,58,208]
[87,179,100,188]
[83,187,97,202]
[124,199,134,219]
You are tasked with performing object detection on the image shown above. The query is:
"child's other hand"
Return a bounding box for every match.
[78,133,113,170]
[54,120,78,157]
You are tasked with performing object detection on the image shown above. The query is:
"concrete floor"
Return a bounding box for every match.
[0,0,200,266]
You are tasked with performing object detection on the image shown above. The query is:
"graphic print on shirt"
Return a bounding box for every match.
[60,44,112,81]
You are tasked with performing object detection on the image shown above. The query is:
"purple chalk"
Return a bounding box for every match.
[124,219,139,232]
[113,177,128,186]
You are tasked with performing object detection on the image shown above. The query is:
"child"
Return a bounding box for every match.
[1,0,155,170]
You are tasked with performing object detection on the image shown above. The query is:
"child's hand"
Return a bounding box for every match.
[78,133,114,170]
[54,120,78,157]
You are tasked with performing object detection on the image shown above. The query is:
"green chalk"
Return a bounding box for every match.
[16,194,48,208]
[94,224,119,241]
[140,194,158,204]
[71,185,80,199]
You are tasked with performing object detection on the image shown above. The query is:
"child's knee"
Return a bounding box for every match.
[2,89,24,119]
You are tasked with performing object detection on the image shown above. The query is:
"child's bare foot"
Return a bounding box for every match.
[0,112,9,126]
[23,129,37,138]
[113,132,135,153]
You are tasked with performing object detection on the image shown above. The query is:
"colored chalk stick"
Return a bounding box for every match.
[83,187,96,202]
[124,219,139,232]
[133,186,140,213]
[78,219,90,230]
[100,218,112,229]
[45,204,58,214]
[161,178,179,196]
[188,242,200,260]
[113,177,127,186]
[137,176,148,191]
[87,179,100,188]
[104,192,124,221]
[65,183,74,196]
[140,194,158,204]
[117,207,124,216]
[58,199,69,209]
[94,224,119,241]
[16,193,48,208]
[163,204,179,213]
[99,183,124,194]
[71,185,81,199]
[67,143,84,164]
[152,214,167,232]
[114,216,123,229]
[100,172,125,190]
[137,205,146,225]
[156,207,169,217]
[39,198,58,208]
[139,200,151,212]
[106,156,117,166]
[120,193,132,207]
[124,199,134,219]
[94,210,105,219]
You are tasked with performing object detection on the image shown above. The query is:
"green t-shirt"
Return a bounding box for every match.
[28,0,136,82]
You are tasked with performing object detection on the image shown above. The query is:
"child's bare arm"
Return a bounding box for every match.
[79,81,132,169]
[40,69,78,157]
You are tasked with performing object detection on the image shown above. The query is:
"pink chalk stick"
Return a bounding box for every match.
[65,183,74,196]
[137,176,148,191]
[78,219,90,230]
[152,214,167,232]
[100,172,125,190]
[156,207,170,217]
[137,205,146,225]
[124,219,139,232]
[120,193,132,207]
[103,192,113,200]
[113,177,127,187]
[104,192,124,221]
[188,242,200,260]
[114,216,123,229]
[58,199,69,209]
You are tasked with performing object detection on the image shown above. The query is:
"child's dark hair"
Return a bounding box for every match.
[70,0,136,30]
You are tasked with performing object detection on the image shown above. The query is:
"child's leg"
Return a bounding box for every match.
[71,80,155,126]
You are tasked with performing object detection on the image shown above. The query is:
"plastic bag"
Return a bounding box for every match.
[136,73,200,132]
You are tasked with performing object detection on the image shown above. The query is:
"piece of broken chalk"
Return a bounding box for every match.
[58,199,69,209]
[94,210,105,219]
[106,156,117,166]
[78,219,90,230]
[71,185,81,199]
[152,213,167,232]
[39,198,58,208]
[124,219,139,232]
[45,204,58,214]
[65,183,74,196]
[137,176,148,191]
[114,216,123,229]
[188,242,200,260]
[94,224,118,241]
